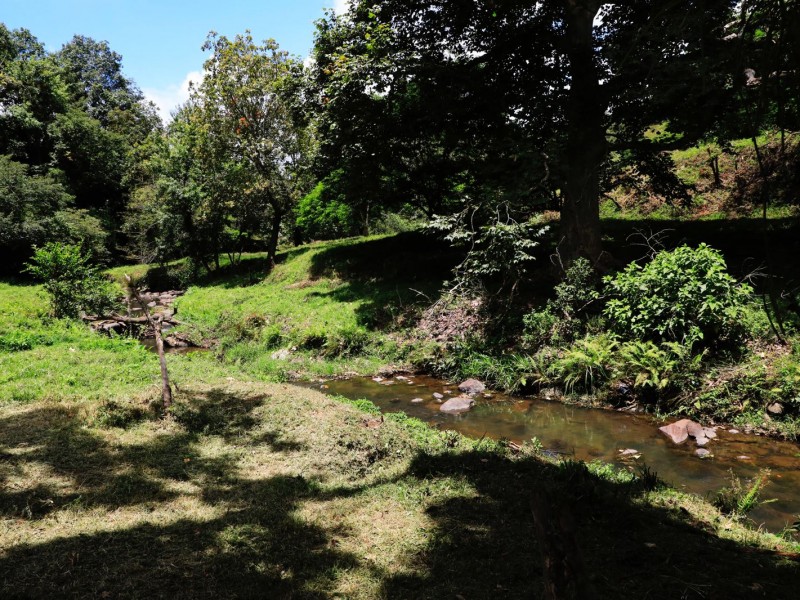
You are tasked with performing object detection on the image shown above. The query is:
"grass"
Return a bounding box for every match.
[4,240,800,597]
[154,234,459,381]
[2,377,799,598]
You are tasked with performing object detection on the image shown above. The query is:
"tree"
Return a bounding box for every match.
[191,32,314,268]
[312,1,738,263]
[25,242,119,319]
[0,155,106,273]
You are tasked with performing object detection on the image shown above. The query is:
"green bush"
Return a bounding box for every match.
[296,181,357,240]
[25,242,120,319]
[522,258,600,349]
[551,334,617,393]
[603,244,752,345]
[615,340,700,393]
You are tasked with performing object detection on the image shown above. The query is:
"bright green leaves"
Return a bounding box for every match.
[603,244,752,345]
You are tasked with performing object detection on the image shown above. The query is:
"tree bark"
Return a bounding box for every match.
[561,0,605,264]
[152,317,173,409]
[124,276,173,410]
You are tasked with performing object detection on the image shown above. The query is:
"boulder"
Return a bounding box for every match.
[767,402,784,415]
[659,419,718,446]
[695,448,712,458]
[432,392,444,400]
[458,379,486,395]
[439,396,476,414]
[659,419,690,444]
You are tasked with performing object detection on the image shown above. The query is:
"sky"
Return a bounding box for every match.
[2,0,348,121]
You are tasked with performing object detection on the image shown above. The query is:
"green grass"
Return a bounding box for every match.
[4,241,800,597]
[2,377,799,598]
[155,234,458,381]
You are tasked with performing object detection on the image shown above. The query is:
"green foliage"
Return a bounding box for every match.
[295,180,357,240]
[551,334,618,393]
[25,242,119,318]
[615,340,701,393]
[604,244,752,345]
[522,258,600,349]
[430,212,546,291]
[714,469,775,518]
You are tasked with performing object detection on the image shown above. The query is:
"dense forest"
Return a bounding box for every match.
[3,1,800,598]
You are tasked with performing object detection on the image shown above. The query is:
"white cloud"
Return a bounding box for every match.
[331,0,349,15]
[142,70,204,124]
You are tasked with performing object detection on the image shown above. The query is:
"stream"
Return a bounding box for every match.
[317,374,800,533]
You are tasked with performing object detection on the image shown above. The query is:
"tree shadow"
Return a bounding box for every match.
[2,395,799,598]
[0,388,282,519]
[0,391,375,598]
[304,232,461,330]
[600,216,800,281]
[0,475,370,599]
[382,450,800,599]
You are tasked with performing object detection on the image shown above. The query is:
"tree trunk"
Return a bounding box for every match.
[266,209,284,269]
[124,276,173,411]
[561,0,605,264]
[153,317,173,409]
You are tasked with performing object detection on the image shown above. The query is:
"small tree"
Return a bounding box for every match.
[25,242,119,318]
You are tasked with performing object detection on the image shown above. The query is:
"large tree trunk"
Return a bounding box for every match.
[561,0,605,264]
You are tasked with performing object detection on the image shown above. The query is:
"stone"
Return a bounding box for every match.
[659,419,718,446]
[767,402,784,415]
[433,392,444,400]
[439,396,476,414]
[458,379,486,395]
[736,455,751,461]
[695,448,712,458]
[618,449,639,457]
[411,398,424,404]
[728,429,740,434]
[372,377,384,383]
[271,348,291,360]
[659,419,691,444]
[164,335,189,348]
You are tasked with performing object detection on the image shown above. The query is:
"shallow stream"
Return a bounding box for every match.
[318,374,800,533]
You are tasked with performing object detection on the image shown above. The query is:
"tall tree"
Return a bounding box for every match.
[312,1,737,263]
[192,32,314,268]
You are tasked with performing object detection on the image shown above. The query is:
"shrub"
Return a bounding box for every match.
[25,242,120,319]
[615,340,701,393]
[551,334,617,393]
[603,244,752,345]
[714,469,774,517]
[522,258,600,349]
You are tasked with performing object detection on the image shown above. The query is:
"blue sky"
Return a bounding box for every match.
[2,0,348,120]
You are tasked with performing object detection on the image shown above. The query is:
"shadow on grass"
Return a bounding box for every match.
[304,232,461,330]
[382,450,800,599]
[2,391,799,598]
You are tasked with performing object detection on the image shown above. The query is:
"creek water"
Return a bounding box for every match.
[317,374,800,533]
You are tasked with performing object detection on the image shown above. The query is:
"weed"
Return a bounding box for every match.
[714,469,776,517]
[551,334,617,393]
